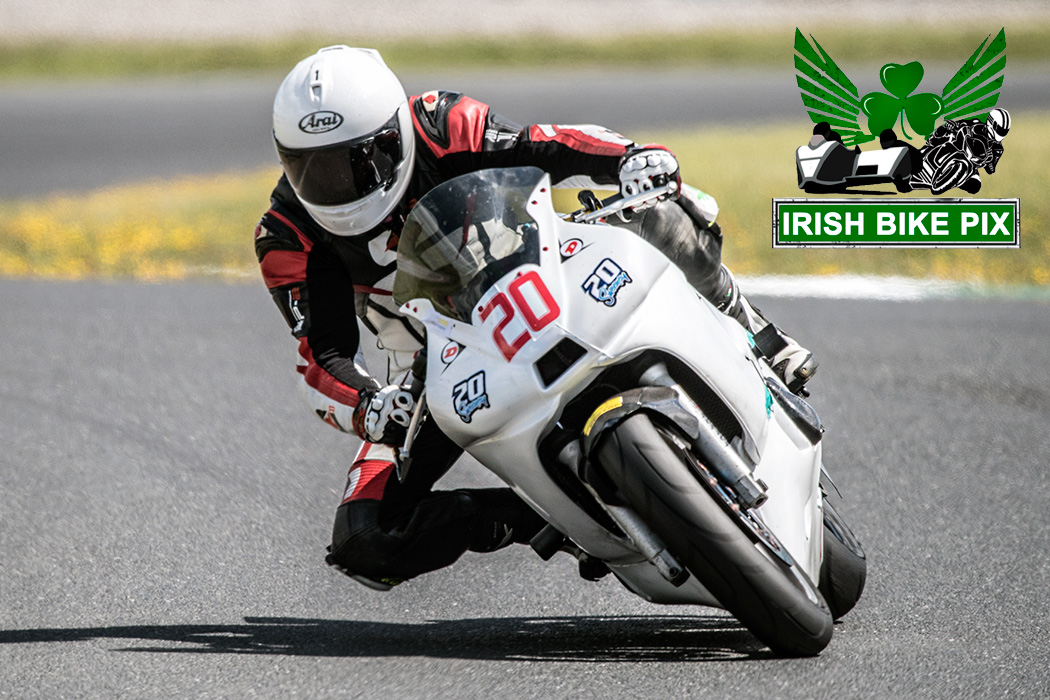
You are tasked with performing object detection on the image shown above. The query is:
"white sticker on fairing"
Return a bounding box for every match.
[582,258,632,307]
[452,371,490,423]
[560,238,585,258]
[440,341,461,365]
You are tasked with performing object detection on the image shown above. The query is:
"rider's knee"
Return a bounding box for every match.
[629,199,724,297]
[326,500,396,577]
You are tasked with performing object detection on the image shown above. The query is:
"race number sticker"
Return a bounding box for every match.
[452,371,490,423]
[582,258,632,307]
[479,270,560,362]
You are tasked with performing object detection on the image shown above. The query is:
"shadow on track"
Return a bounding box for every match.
[0,615,770,662]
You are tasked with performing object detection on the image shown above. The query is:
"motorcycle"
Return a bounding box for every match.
[926,141,978,196]
[390,166,866,656]
[914,121,985,195]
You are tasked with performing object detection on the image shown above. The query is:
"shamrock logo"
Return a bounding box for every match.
[794,28,1006,147]
[860,62,943,139]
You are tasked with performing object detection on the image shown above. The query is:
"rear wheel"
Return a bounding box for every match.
[593,414,834,656]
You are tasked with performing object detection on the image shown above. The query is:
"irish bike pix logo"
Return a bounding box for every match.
[775,28,1019,248]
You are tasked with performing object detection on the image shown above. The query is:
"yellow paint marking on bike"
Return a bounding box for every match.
[583,396,624,437]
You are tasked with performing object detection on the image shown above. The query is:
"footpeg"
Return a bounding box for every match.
[530,523,567,561]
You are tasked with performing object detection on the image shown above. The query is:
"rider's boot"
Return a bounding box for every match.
[467,488,548,553]
[326,488,545,591]
[712,266,818,394]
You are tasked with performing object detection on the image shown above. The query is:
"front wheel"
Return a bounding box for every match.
[593,414,834,656]
[931,157,974,195]
[819,496,867,620]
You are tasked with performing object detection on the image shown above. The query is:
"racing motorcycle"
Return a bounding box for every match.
[391,166,866,656]
[914,120,986,195]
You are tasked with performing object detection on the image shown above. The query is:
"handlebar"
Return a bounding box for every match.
[396,351,429,483]
[571,181,678,224]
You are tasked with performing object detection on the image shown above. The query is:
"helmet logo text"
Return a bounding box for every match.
[298,111,344,134]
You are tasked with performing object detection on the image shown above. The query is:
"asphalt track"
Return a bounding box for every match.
[2,278,1049,698]
[2,64,1049,198]
[2,67,1050,697]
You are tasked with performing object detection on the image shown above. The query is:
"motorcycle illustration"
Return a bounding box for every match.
[390,167,866,656]
[911,119,999,195]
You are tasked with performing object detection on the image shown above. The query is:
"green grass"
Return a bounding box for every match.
[1,113,1046,287]
[2,23,1050,81]
[0,171,279,281]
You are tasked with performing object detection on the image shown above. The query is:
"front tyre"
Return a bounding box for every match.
[931,157,973,195]
[819,497,867,620]
[594,414,834,656]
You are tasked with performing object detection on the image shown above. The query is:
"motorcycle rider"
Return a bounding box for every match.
[911,108,1011,194]
[255,45,817,590]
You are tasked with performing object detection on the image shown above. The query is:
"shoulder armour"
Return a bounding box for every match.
[411,90,466,150]
[255,211,305,263]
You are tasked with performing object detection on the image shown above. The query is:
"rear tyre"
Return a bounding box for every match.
[593,414,834,656]
[819,497,867,620]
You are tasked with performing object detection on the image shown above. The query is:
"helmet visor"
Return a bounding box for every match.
[276,111,404,206]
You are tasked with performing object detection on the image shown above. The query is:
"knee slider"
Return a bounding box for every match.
[326,501,395,578]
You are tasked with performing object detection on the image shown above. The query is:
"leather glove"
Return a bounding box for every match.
[618,145,681,210]
[352,385,416,445]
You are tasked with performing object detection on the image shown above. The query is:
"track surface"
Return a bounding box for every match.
[2,279,1048,698]
[2,64,1048,198]
[3,64,1050,697]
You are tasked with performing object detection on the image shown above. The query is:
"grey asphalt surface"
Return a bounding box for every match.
[3,63,1050,697]
[2,63,1048,198]
[2,279,1049,698]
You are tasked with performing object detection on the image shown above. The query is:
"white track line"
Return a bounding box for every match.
[737,274,969,301]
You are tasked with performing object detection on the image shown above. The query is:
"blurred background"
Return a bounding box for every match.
[2,0,1049,288]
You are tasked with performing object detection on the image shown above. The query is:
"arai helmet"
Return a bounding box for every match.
[273,46,415,235]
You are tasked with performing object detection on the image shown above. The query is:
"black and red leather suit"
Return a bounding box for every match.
[254,91,724,586]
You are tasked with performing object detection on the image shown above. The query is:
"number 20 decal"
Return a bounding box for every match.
[479,270,560,361]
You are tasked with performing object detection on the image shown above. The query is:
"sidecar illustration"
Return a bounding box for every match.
[796,140,912,193]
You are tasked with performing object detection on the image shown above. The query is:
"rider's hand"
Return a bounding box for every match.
[618,145,681,210]
[352,385,416,445]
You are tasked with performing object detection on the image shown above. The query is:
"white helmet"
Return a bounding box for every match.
[273,46,415,235]
[986,108,1010,142]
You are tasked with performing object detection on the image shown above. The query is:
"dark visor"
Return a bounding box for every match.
[276,111,404,206]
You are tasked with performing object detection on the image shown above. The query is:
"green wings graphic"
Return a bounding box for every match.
[939,29,1007,121]
[794,28,1006,145]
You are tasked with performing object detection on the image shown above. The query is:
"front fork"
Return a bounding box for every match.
[562,362,769,587]
[549,434,691,587]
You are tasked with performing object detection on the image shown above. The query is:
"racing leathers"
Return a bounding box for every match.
[255,90,728,588]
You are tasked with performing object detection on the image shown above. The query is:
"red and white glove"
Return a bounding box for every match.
[618,145,681,210]
[353,385,416,445]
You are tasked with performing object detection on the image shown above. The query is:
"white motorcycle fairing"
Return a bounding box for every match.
[396,168,824,608]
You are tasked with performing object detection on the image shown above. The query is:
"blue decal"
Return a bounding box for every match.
[582,258,632,307]
[453,371,490,423]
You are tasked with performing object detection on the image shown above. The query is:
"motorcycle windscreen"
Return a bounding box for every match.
[394,166,544,321]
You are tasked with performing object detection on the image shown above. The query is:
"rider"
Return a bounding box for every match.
[255,45,817,590]
[912,108,1010,194]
